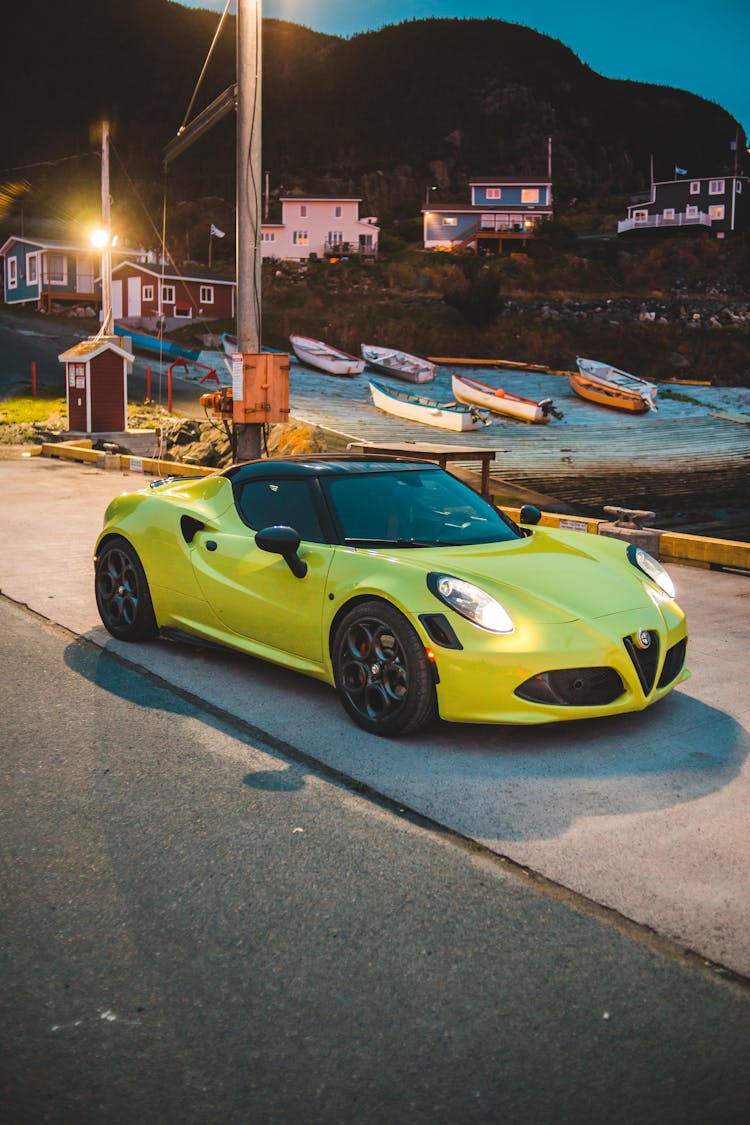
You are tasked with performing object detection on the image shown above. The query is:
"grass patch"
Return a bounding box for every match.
[0,387,67,425]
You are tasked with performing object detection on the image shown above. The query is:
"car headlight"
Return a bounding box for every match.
[427,573,514,633]
[627,544,676,599]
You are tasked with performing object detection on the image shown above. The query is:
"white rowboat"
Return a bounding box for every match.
[451,372,562,423]
[290,334,365,376]
[361,344,436,384]
[369,380,490,432]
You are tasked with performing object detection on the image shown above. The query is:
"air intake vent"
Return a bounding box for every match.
[623,631,660,695]
[658,638,687,688]
[516,667,624,707]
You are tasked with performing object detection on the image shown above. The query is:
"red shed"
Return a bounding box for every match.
[110,261,236,322]
[58,336,133,433]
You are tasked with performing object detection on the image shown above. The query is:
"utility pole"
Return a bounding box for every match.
[235,0,263,461]
[101,120,112,333]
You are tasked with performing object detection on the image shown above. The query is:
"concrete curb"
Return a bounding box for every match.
[39,440,750,573]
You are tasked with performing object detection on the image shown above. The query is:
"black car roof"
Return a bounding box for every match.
[223,456,439,484]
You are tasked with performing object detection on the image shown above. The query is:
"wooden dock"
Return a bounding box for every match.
[286,363,750,512]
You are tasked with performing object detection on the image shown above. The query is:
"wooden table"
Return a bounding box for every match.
[347,441,497,501]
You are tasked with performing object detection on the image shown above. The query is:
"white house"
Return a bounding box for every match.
[260,198,379,261]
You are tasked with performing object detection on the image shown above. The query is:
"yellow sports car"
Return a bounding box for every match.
[94,456,688,736]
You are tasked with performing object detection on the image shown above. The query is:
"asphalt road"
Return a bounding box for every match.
[2,597,749,1124]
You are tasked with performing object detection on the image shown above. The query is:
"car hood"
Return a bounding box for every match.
[386,531,648,623]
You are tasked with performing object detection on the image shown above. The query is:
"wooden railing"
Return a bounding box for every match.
[618,211,711,233]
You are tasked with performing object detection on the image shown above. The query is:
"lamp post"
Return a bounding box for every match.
[94,119,113,333]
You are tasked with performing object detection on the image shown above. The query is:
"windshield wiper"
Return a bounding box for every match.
[344,537,454,548]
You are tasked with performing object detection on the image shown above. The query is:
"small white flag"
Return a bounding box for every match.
[210,224,226,238]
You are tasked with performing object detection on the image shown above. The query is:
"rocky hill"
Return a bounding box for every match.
[1,4,745,238]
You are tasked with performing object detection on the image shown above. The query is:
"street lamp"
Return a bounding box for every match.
[91,226,116,332]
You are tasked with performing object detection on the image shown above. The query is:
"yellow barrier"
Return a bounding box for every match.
[38,442,749,572]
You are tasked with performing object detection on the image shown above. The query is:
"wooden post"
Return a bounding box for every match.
[31,361,37,397]
[146,365,151,403]
[167,366,173,413]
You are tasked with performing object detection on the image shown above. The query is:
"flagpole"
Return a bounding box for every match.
[208,228,213,270]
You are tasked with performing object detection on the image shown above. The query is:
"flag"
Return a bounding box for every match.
[675,166,688,176]
[210,224,226,238]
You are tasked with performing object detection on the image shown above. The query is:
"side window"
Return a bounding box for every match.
[236,479,324,543]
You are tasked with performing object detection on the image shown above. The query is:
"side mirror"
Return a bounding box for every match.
[255,525,308,578]
[519,504,542,526]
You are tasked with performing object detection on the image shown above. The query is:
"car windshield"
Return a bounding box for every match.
[323,467,521,547]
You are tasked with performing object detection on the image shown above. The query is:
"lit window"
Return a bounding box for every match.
[47,254,66,284]
[709,205,725,221]
[633,210,649,223]
[709,180,725,195]
[663,208,675,220]
[690,181,701,194]
[293,231,309,245]
[486,188,502,200]
[443,217,458,226]
[686,205,698,218]
[200,286,214,304]
[521,189,540,203]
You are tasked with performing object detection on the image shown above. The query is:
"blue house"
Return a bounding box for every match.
[423,176,553,254]
[0,236,104,311]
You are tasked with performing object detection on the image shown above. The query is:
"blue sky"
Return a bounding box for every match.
[178,1,749,136]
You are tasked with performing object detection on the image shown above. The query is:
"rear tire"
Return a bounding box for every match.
[332,600,437,736]
[95,537,158,642]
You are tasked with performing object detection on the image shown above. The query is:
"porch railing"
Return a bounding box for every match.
[618,211,711,234]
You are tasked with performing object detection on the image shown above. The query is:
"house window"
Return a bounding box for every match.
[334,205,342,218]
[737,181,743,194]
[327,231,343,246]
[686,205,698,218]
[7,257,17,289]
[293,231,309,245]
[47,254,66,284]
[709,205,725,221]
[663,208,675,220]
[709,180,725,195]
[521,189,540,203]
[486,188,502,199]
[690,181,701,194]
[633,210,649,223]
[443,217,458,226]
[161,284,175,304]
[26,253,38,284]
[299,205,307,217]
[262,231,275,242]
[142,285,154,301]
[200,286,214,304]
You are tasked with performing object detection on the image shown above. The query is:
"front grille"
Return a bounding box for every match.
[623,631,660,695]
[516,667,625,707]
[658,637,687,688]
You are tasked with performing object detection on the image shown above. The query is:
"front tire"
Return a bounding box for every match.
[95,537,158,641]
[332,600,437,736]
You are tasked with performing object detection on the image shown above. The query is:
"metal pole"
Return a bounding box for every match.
[101,120,112,332]
[235,0,263,461]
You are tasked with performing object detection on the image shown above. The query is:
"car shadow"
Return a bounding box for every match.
[65,635,748,844]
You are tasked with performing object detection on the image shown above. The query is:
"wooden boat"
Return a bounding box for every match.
[114,327,200,362]
[221,331,238,357]
[361,344,436,384]
[451,372,562,423]
[369,380,490,432]
[572,357,658,413]
[290,334,365,376]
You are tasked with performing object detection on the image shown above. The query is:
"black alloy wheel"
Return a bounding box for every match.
[95,537,158,642]
[332,600,437,736]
